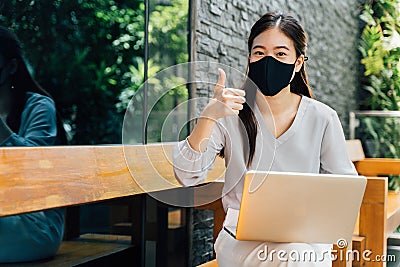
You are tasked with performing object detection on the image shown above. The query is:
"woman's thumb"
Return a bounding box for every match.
[216,68,226,89]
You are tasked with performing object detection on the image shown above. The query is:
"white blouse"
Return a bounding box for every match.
[173,96,358,213]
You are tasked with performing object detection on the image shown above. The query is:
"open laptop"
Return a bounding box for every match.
[224,170,367,244]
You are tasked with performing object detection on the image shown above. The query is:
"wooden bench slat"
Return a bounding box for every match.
[358,177,388,263]
[197,259,218,267]
[0,145,138,216]
[352,235,366,267]
[387,191,400,235]
[1,234,133,267]
[355,158,400,176]
[0,143,225,217]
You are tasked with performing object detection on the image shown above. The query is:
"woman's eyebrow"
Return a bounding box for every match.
[252,45,266,50]
[252,45,291,51]
[274,45,290,51]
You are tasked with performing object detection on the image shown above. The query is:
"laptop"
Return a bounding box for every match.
[224,170,367,244]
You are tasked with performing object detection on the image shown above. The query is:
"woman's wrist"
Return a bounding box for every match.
[187,114,217,152]
[201,100,221,121]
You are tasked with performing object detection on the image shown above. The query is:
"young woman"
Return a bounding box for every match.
[0,26,66,262]
[173,12,357,266]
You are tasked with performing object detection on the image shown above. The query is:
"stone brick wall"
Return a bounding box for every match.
[194,0,361,134]
[191,0,362,266]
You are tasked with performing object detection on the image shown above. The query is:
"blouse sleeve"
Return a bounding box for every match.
[320,112,358,175]
[0,96,57,147]
[173,121,225,186]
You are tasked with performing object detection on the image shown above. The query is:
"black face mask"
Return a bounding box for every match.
[247,56,295,96]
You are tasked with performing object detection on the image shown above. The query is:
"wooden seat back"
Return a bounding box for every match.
[0,143,225,217]
[345,139,366,162]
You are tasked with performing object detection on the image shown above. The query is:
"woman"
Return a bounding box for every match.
[173,12,357,266]
[0,26,66,262]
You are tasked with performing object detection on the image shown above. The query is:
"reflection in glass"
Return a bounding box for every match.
[120,0,189,144]
[1,0,145,144]
[1,0,189,145]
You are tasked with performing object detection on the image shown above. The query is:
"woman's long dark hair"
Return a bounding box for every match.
[0,26,67,145]
[228,12,312,168]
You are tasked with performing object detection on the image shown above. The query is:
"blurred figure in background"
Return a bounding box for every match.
[0,26,67,262]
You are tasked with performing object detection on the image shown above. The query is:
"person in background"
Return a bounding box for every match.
[173,12,357,266]
[0,26,67,262]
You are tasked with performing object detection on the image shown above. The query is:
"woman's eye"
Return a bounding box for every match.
[277,52,286,57]
[254,51,264,56]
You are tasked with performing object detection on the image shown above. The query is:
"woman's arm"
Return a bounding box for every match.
[320,112,358,175]
[0,95,57,147]
[187,68,245,152]
[173,121,226,186]
[173,68,245,186]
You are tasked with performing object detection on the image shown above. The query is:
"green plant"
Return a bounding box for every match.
[0,0,189,144]
[359,0,400,190]
[117,0,189,143]
[359,0,400,110]
[0,0,146,144]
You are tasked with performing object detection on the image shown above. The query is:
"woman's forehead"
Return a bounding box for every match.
[252,28,294,50]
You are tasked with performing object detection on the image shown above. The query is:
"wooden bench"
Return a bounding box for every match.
[197,139,400,267]
[347,139,400,266]
[0,143,224,266]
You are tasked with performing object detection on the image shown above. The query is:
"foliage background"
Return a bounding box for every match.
[0,0,188,145]
[358,0,400,189]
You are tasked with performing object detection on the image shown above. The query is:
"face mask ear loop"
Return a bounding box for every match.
[292,54,308,76]
[294,54,309,64]
[248,98,278,194]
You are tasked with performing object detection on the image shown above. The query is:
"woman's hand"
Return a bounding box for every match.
[186,68,246,152]
[202,68,246,120]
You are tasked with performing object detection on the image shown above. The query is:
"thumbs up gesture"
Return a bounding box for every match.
[203,68,246,120]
